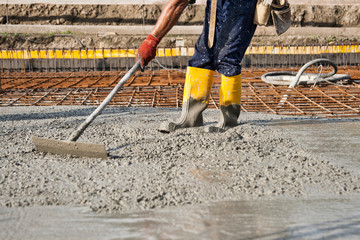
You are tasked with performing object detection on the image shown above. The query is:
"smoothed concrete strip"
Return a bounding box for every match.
[256,26,360,37]
[1,25,360,37]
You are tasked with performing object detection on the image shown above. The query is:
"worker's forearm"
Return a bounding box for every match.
[151,0,189,40]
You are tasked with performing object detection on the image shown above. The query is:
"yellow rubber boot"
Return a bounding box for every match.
[160,66,214,132]
[213,73,242,131]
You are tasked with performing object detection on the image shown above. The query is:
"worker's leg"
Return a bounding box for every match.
[187,0,215,71]
[214,0,257,76]
[159,0,215,132]
[216,73,242,129]
[160,66,214,132]
[210,0,257,131]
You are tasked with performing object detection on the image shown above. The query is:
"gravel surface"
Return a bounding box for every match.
[0,106,359,213]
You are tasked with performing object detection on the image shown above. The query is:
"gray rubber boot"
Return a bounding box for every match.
[217,104,241,129]
[159,66,214,133]
[205,104,241,133]
[205,72,242,133]
[159,97,208,133]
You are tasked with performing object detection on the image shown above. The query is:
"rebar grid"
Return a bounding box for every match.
[1,69,359,117]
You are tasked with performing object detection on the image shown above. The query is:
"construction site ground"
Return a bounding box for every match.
[1,1,360,239]
[1,67,360,117]
[1,103,360,239]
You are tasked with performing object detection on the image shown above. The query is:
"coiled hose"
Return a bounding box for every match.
[261,58,350,87]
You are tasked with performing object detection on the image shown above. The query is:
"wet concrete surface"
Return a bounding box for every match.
[0,106,360,239]
[1,197,359,240]
[272,119,360,177]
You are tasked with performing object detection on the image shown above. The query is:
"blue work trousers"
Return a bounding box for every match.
[188,0,257,76]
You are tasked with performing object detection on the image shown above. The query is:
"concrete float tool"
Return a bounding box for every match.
[32,61,141,159]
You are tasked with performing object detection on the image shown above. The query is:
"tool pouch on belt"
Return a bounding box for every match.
[253,0,272,26]
[253,0,291,35]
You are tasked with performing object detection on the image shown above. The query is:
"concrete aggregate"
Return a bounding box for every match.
[0,106,359,213]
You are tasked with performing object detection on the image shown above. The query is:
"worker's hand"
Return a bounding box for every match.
[137,34,160,71]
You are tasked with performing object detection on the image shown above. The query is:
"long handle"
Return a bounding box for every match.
[208,0,217,48]
[68,61,140,142]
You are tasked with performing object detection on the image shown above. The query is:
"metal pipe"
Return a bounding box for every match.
[68,60,140,141]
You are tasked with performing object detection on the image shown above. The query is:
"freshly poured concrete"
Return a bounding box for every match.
[0,106,359,214]
[1,198,360,240]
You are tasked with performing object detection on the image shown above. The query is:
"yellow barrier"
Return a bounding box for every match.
[1,45,359,59]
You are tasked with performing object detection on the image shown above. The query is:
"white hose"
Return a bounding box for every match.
[261,58,350,87]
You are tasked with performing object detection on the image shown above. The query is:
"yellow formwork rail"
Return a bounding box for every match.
[0,49,137,59]
[1,45,359,59]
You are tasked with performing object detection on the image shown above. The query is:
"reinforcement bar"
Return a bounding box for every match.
[1,69,359,117]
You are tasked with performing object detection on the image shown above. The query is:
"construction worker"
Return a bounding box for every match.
[138,0,257,132]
